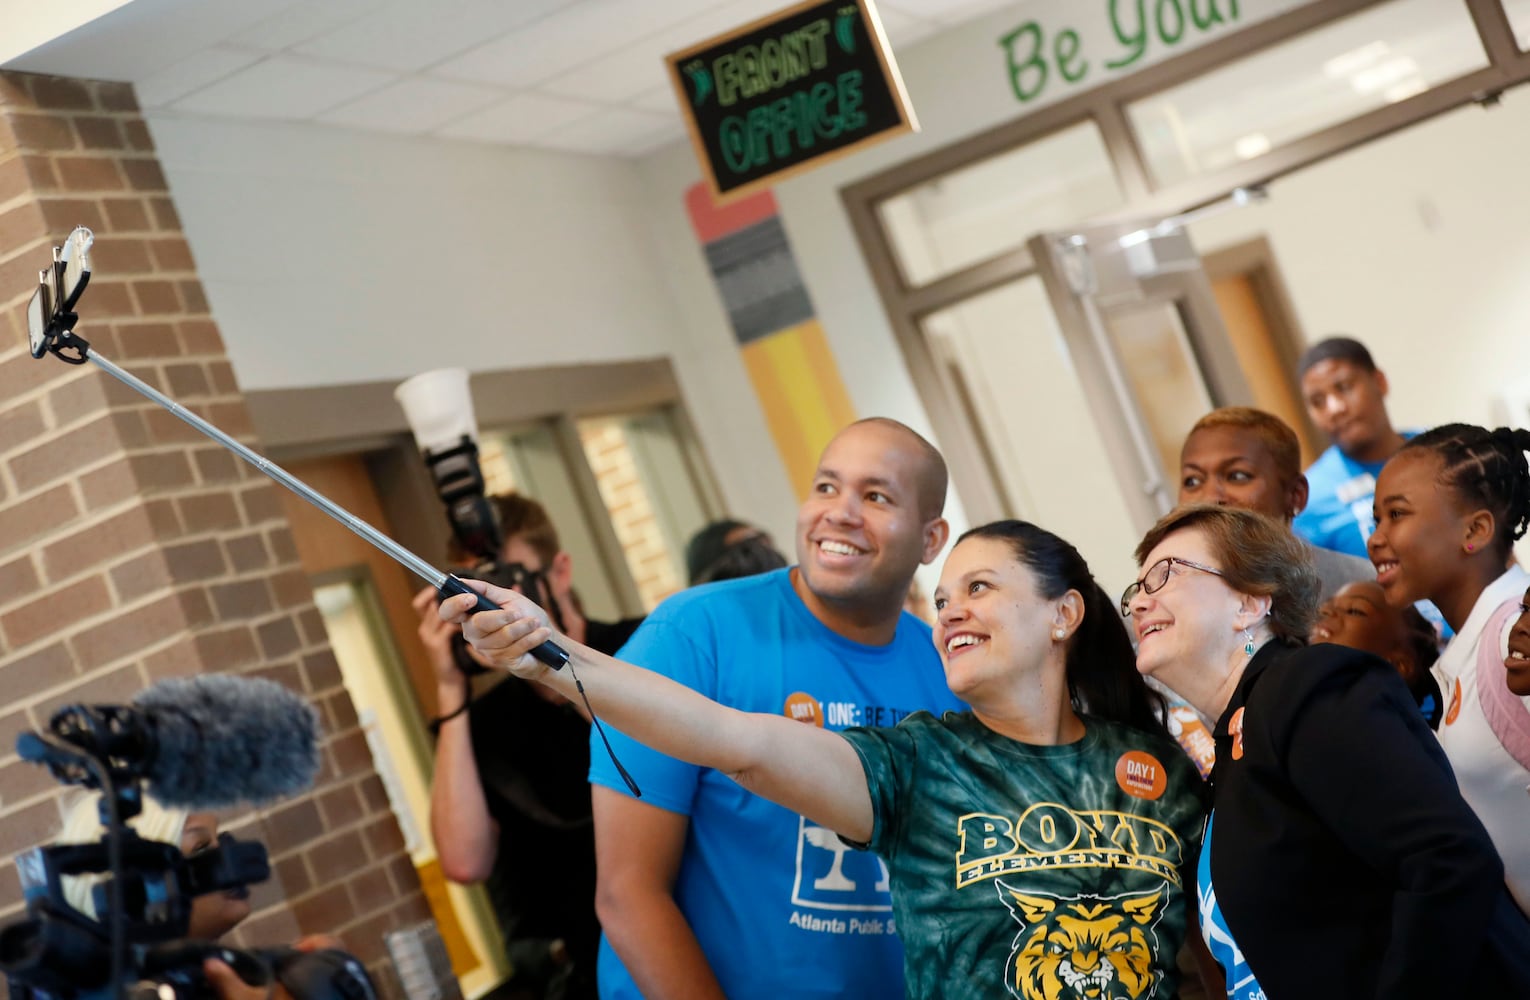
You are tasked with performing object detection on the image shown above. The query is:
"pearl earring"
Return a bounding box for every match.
[1053,628,1066,640]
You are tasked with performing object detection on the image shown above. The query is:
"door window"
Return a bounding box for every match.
[1127,0,1489,186]
[878,121,1125,287]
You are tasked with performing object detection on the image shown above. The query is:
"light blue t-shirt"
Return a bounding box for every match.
[588,568,964,1000]
[1199,815,1267,1000]
[1293,434,1416,559]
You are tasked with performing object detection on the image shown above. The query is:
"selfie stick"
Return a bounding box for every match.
[114,358,578,658]
[22,229,569,672]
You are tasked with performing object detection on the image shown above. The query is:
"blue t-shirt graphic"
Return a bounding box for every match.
[1199,815,1266,1000]
[588,568,964,1000]
[1293,445,1386,559]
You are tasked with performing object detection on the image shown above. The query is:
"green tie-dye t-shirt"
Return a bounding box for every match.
[841,711,1206,1000]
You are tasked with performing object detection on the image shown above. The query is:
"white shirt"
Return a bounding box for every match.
[1432,564,1530,913]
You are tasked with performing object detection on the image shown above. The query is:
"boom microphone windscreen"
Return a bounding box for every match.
[131,674,322,809]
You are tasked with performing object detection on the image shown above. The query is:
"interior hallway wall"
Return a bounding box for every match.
[632,0,1311,568]
[0,71,431,996]
[637,3,1530,573]
[1186,86,1530,435]
[144,113,800,552]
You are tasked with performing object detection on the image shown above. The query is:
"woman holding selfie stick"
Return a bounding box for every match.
[442,520,1207,1000]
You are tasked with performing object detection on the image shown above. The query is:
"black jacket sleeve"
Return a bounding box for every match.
[1275,654,1504,999]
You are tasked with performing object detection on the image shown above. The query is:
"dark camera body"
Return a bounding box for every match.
[448,560,559,677]
[4,913,377,1000]
[1,826,373,1000]
[138,943,376,1000]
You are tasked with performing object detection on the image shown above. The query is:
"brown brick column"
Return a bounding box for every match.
[0,71,431,996]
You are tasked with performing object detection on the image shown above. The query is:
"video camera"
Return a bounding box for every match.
[0,698,375,1000]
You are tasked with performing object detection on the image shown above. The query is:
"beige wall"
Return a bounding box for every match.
[0,71,430,997]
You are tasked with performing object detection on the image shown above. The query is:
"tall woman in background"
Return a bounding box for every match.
[1368,423,1530,909]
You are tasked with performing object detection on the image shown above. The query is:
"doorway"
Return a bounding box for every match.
[276,455,510,998]
[1203,237,1322,465]
[915,213,1282,589]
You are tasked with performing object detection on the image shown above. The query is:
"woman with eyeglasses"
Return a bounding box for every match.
[443,520,1210,1000]
[1127,503,1530,1000]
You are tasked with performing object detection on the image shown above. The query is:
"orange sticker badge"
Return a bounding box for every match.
[1229,707,1247,761]
[1115,751,1168,800]
[1167,706,1216,779]
[1445,677,1463,726]
[783,692,824,727]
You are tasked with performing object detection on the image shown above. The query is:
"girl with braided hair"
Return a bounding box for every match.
[1368,422,1530,910]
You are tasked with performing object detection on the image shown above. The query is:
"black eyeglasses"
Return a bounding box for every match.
[1120,557,1225,617]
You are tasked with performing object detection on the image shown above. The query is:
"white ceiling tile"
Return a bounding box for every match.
[433,0,726,89]
[629,84,681,114]
[135,46,265,108]
[539,0,793,104]
[876,7,942,50]
[170,56,396,120]
[292,0,572,72]
[230,0,384,51]
[625,119,691,156]
[435,92,602,143]
[6,0,300,81]
[884,0,1019,26]
[536,107,684,156]
[315,77,506,132]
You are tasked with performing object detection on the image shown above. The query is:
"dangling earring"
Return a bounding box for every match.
[1243,628,1256,657]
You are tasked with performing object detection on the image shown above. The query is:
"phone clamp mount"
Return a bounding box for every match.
[26,227,93,365]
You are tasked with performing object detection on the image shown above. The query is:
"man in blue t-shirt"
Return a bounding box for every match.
[1293,337,1413,559]
[588,418,964,1000]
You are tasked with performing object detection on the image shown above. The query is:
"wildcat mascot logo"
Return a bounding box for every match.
[997,881,1168,1000]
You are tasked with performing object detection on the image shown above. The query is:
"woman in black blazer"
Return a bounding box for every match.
[1125,503,1530,1000]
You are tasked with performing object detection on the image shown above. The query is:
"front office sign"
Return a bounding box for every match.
[667,0,917,201]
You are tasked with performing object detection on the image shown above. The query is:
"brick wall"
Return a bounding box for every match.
[0,71,430,997]
[578,420,682,610]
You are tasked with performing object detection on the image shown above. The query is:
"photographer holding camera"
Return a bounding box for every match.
[418,493,642,1000]
[54,791,346,1000]
[58,796,253,944]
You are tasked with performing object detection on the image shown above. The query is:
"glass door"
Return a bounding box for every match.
[1028,219,1251,534]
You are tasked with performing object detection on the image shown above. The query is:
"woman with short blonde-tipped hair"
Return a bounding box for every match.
[1128,503,1530,1000]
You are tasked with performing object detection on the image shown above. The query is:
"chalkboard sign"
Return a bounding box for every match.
[667,0,917,201]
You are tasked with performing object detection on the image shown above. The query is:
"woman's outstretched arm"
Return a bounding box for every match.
[440,582,875,843]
